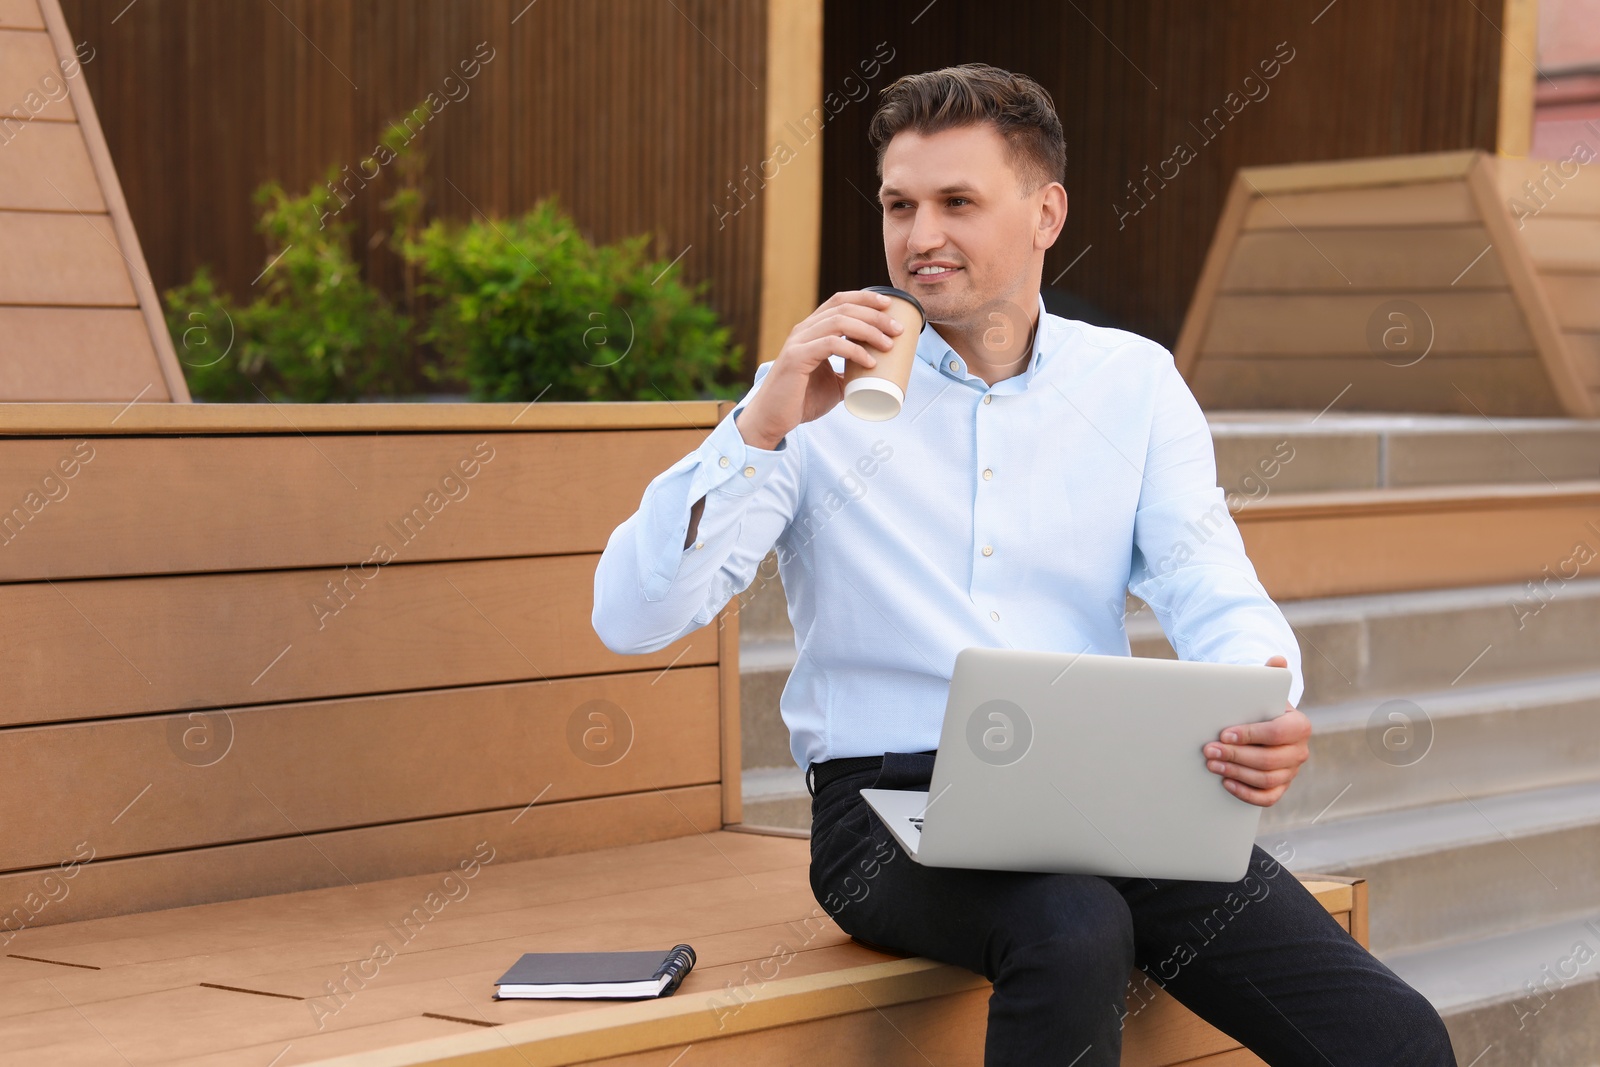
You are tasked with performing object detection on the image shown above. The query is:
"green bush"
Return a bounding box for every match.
[166,108,744,403]
[405,196,744,402]
[165,174,414,402]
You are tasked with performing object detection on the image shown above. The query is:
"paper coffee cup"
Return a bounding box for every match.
[842,285,925,421]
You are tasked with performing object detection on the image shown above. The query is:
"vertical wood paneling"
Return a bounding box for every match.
[55,0,769,382]
[818,0,1504,351]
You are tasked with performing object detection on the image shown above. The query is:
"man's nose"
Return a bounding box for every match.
[907,206,945,254]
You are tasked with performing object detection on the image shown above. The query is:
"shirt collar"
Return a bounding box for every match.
[916,292,1052,391]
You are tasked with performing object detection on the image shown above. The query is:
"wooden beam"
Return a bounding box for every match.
[1233,151,1481,197]
[1236,479,1600,600]
[1176,172,1253,380]
[0,400,723,434]
[1496,0,1538,158]
[717,400,745,827]
[1466,153,1596,416]
[755,0,824,379]
[37,0,190,402]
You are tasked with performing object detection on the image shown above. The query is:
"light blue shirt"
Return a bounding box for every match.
[592,294,1304,771]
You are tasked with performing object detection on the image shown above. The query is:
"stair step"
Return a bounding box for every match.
[1385,913,1600,1066]
[1126,576,1600,704]
[739,639,799,769]
[1273,779,1600,955]
[741,766,810,832]
[1206,410,1600,493]
[1258,667,1600,832]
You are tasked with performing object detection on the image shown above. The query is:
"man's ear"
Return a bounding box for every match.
[1035,183,1068,252]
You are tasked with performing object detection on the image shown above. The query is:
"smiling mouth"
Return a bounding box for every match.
[910,266,961,282]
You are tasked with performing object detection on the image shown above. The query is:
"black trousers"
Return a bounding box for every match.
[807,751,1458,1067]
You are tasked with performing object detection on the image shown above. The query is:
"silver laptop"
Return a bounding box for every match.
[860,647,1292,882]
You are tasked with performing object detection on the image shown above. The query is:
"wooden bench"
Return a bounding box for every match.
[0,402,1366,1065]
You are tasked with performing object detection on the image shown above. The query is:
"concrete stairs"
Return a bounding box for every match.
[733,410,1600,1064]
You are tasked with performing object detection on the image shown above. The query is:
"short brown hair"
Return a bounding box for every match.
[867,63,1066,194]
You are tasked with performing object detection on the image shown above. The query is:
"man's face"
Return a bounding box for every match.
[878,122,1061,332]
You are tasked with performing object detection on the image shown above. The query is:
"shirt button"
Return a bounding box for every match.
[719,456,730,468]
[743,466,756,477]
[982,468,993,480]
[982,545,993,556]
[983,395,992,405]
[694,541,704,550]
[948,360,958,372]
[989,610,1000,621]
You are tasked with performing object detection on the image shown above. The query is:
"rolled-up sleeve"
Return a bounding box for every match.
[1127,352,1305,707]
[592,361,802,655]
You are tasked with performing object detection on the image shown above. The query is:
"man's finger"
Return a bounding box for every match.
[1221,777,1287,807]
[1215,708,1311,748]
[1207,760,1297,789]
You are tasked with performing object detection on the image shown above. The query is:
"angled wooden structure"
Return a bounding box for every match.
[1177,150,1600,418]
[0,0,187,401]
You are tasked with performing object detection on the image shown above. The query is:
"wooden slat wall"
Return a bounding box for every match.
[1176,150,1599,416]
[1495,157,1600,414]
[53,0,772,382]
[0,404,736,927]
[819,0,1504,352]
[0,0,187,401]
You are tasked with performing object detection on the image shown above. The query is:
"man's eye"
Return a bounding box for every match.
[949,198,969,207]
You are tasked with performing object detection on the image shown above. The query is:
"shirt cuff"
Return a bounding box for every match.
[695,403,786,497]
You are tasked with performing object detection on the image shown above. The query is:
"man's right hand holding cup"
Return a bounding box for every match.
[734,290,909,450]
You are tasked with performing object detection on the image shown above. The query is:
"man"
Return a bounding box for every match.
[593,63,1456,1066]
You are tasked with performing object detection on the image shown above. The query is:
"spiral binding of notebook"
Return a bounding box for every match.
[655,943,697,996]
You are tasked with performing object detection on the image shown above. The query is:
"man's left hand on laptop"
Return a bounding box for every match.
[1201,654,1311,807]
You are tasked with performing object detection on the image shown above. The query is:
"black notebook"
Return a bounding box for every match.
[492,944,696,999]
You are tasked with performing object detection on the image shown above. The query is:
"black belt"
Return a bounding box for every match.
[805,754,886,797]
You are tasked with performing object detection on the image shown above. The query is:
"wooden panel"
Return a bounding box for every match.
[0,400,722,434]
[1192,355,1561,416]
[0,28,75,122]
[0,784,722,931]
[1237,482,1600,600]
[1201,291,1534,355]
[0,307,168,401]
[0,429,707,581]
[1239,180,1477,230]
[0,0,44,29]
[824,0,1503,353]
[0,117,102,210]
[1219,226,1506,291]
[1237,152,1481,196]
[1494,158,1600,218]
[2,668,719,871]
[1542,273,1600,331]
[1566,331,1600,388]
[1521,218,1600,272]
[0,210,136,305]
[3,555,715,726]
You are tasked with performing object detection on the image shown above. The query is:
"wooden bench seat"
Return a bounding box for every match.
[0,401,1369,1064]
[0,829,1363,1066]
